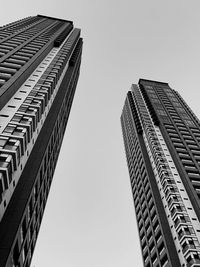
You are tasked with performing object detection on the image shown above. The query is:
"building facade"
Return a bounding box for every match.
[0,15,82,267]
[121,79,200,267]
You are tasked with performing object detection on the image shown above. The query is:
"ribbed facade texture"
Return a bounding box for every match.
[121,79,200,267]
[0,15,82,267]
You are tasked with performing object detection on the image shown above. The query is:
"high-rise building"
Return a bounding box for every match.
[0,15,82,267]
[121,79,200,267]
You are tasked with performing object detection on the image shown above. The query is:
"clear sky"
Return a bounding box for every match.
[1,1,200,266]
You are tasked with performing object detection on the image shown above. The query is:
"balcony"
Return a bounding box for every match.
[164,186,179,199]
[174,215,190,229]
[160,171,170,183]
[167,195,182,208]
[18,104,40,124]
[0,148,20,172]
[0,153,14,184]
[183,243,196,254]
[170,205,186,218]
[162,179,176,191]
[3,123,28,149]
[186,258,200,267]
[178,228,195,242]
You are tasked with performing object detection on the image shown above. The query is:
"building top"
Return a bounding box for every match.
[37,14,73,25]
[138,78,169,86]
[0,15,76,110]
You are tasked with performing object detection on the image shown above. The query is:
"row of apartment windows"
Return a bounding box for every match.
[136,85,200,266]
[147,86,198,132]
[165,124,200,200]
[123,87,177,266]
[0,30,80,201]
[0,18,72,87]
[139,109,200,266]
[0,18,51,54]
[173,90,200,130]
[12,164,53,267]
[0,17,42,39]
[0,18,37,40]
[11,51,81,267]
[123,102,170,267]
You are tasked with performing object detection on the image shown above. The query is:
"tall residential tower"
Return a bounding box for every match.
[121,79,200,267]
[0,15,82,267]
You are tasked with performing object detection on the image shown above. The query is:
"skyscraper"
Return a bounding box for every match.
[0,15,82,267]
[121,79,200,267]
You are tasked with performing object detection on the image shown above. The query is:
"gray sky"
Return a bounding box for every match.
[1,1,200,266]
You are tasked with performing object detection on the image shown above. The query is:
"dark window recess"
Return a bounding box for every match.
[7,105,16,108]
[151,252,157,264]
[161,254,168,266]
[24,240,28,256]
[0,66,17,74]
[12,241,20,266]
[22,217,27,240]
[69,38,83,66]
[54,23,73,47]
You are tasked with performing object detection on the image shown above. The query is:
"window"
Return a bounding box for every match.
[144,250,149,262]
[155,230,162,243]
[22,218,27,240]
[151,252,157,265]
[157,109,167,116]
[170,204,186,216]
[174,214,190,228]
[13,241,20,266]
[158,241,165,255]
[185,120,196,127]
[161,254,168,267]
[176,107,186,113]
